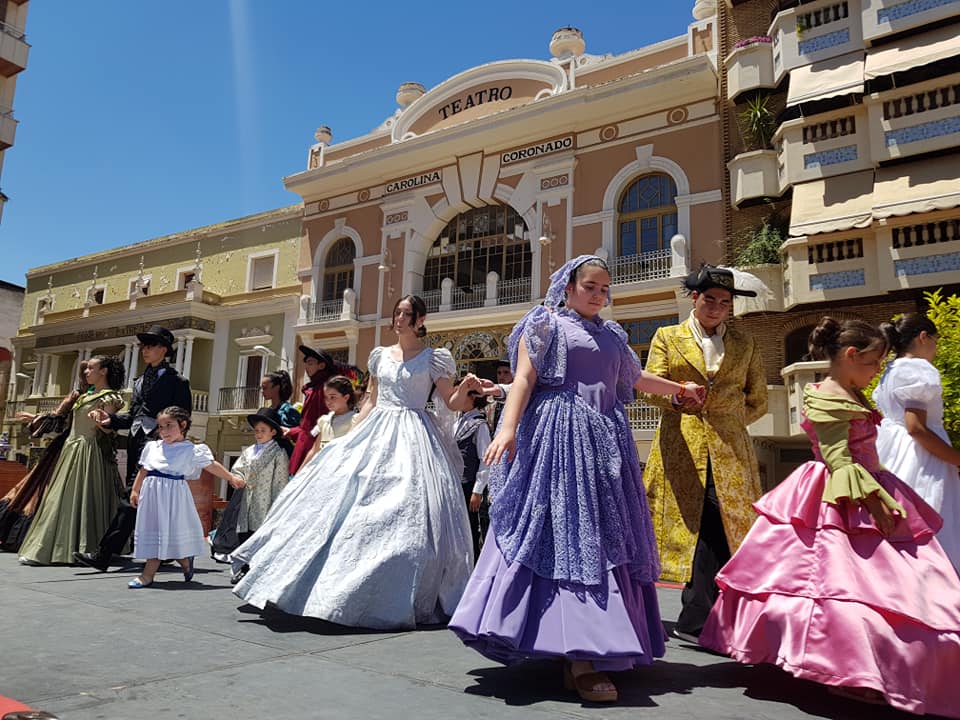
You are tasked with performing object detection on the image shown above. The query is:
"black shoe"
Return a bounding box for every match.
[671,628,701,644]
[230,564,249,585]
[73,551,110,572]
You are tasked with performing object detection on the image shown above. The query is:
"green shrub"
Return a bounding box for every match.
[925,288,960,444]
[735,220,784,266]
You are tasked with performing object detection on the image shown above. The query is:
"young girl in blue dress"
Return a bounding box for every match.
[450,255,705,703]
[128,406,243,588]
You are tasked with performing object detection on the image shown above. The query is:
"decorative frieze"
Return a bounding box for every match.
[803,144,858,169]
[540,174,570,191]
[385,211,409,225]
[809,268,865,290]
[885,116,960,146]
[798,28,851,55]
[895,251,960,276]
[877,0,958,23]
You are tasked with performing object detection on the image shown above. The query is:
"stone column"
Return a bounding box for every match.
[32,354,46,396]
[173,340,184,374]
[182,336,195,380]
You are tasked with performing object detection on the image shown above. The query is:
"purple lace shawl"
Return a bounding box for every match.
[491,306,657,586]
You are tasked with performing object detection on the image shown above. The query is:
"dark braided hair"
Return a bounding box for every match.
[90,355,126,391]
[807,317,887,361]
[263,369,294,403]
[880,313,938,357]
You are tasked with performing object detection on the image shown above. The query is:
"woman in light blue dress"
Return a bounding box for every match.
[232,295,478,630]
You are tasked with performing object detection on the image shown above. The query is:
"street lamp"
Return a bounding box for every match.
[253,344,288,372]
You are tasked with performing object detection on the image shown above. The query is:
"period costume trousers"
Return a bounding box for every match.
[98,429,150,556]
[676,462,731,636]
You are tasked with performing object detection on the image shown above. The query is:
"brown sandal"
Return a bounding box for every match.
[563,663,618,703]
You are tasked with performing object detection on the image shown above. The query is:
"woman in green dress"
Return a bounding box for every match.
[18,356,126,565]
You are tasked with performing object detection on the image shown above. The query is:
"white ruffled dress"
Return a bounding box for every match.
[133,440,212,560]
[874,357,960,573]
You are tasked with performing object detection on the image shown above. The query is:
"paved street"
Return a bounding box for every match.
[0,552,930,719]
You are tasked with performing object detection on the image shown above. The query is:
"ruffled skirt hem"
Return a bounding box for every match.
[701,591,960,719]
[450,535,665,671]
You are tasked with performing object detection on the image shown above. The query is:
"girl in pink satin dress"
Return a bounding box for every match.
[700,317,960,717]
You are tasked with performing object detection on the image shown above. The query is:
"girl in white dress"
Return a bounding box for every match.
[874,313,960,573]
[301,375,358,467]
[129,406,243,588]
[231,295,479,629]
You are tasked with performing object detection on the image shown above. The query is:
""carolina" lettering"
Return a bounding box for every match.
[385,170,442,195]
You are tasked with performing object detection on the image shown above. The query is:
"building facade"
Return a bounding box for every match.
[716,0,960,482]
[286,17,731,457]
[0,0,29,222]
[5,206,303,482]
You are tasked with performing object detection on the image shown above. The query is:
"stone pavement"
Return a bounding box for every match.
[0,553,927,720]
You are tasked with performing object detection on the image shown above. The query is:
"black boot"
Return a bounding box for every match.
[73,550,110,572]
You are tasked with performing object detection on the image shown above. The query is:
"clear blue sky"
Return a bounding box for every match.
[0,1,696,286]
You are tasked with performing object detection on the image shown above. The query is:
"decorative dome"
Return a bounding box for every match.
[396,82,426,108]
[549,27,585,59]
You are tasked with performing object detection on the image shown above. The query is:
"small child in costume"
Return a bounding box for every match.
[128,406,243,589]
[301,375,358,467]
[699,318,960,717]
[453,381,491,561]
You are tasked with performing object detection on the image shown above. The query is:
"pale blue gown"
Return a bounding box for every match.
[232,346,473,630]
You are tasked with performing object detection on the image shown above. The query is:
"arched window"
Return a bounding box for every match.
[423,205,530,292]
[322,238,355,302]
[618,174,678,256]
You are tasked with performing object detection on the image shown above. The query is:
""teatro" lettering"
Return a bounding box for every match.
[438,86,513,120]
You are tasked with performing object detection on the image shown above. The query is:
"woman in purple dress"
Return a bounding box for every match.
[450,255,705,703]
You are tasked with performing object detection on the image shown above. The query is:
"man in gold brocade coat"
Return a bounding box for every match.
[643,266,768,642]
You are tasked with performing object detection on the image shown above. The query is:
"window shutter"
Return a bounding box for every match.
[251,256,275,290]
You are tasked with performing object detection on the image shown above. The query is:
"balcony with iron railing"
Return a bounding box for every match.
[624,400,662,433]
[297,288,357,328]
[426,273,534,314]
[0,20,29,76]
[609,248,673,285]
[217,386,261,413]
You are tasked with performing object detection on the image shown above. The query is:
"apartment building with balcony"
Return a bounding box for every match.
[286,18,726,458]
[4,205,303,470]
[716,0,960,483]
[0,0,29,223]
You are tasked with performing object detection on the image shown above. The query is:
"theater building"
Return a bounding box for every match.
[286,16,733,457]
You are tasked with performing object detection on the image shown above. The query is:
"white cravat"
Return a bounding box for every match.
[688,310,726,377]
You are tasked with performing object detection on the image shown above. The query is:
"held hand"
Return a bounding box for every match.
[678,382,707,407]
[130,490,140,508]
[88,409,112,427]
[14,411,36,423]
[484,430,516,466]
[229,475,246,490]
[864,493,896,536]
[461,373,482,393]
[469,493,483,512]
[281,426,292,438]
[478,378,502,398]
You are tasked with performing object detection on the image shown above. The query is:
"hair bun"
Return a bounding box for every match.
[418,325,428,338]
[879,321,901,353]
[808,317,841,359]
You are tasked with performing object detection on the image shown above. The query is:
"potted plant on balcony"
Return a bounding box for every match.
[737,92,778,151]
[734,215,786,266]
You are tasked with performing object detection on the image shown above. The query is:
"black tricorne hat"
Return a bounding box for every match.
[246,406,284,436]
[136,325,176,350]
[683,265,757,297]
[298,345,334,367]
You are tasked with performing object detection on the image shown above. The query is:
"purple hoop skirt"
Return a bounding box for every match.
[450,533,665,671]
[700,461,960,718]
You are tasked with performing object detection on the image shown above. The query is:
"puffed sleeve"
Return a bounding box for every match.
[891,359,942,410]
[803,392,906,517]
[190,443,215,478]
[604,320,643,403]
[429,347,456,382]
[508,306,566,387]
[367,346,383,378]
[138,440,156,467]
